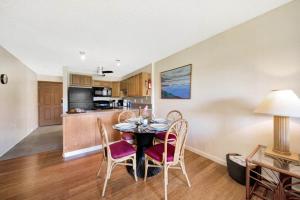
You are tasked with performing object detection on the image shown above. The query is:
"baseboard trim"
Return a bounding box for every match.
[63,145,102,158]
[185,145,226,166]
[0,125,38,157]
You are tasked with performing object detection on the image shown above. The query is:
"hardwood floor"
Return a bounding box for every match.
[0,150,245,200]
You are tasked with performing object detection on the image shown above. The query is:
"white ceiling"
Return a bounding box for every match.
[0,0,291,78]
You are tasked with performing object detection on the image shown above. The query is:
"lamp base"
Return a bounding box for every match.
[265,147,300,162]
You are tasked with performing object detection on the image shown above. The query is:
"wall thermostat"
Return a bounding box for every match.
[1,74,8,84]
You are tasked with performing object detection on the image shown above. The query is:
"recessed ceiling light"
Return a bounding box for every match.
[80,51,86,61]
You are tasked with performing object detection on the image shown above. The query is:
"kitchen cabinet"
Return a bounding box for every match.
[112,82,120,97]
[127,77,134,96]
[93,80,112,88]
[70,74,92,87]
[123,72,150,97]
[69,72,150,96]
[120,79,128,91]
[80,75,93,87]
[139,72,151,96]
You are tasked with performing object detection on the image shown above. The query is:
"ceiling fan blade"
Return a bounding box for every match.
[102,70,113,73]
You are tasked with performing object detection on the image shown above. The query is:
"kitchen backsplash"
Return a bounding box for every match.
[124,96,151,105]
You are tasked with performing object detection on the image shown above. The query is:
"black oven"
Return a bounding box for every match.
[93,87,112,97]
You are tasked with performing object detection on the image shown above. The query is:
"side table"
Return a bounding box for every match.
[246,145,300,200]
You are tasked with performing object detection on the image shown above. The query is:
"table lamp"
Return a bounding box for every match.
[255,90,300,161]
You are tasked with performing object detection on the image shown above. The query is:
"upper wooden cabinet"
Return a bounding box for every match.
[112,82,120,97]
[123,72,151,97]
[93,80,112,88]
[120,79,128,91]
[70,74,92,87]
[69,72,150,97]
[80,75,93,87]
[139,72,151,96]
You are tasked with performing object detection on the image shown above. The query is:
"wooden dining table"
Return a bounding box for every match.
[113,123,169,178]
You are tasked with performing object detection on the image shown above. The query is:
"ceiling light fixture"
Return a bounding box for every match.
[116,59,121,66]
[80,51,86,61]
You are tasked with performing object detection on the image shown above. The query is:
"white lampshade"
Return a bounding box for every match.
[255,90,300,117]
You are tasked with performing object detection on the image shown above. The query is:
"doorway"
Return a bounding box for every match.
[0,81,63,160]
[38,81,63,126]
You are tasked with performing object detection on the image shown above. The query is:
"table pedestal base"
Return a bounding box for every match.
[126,158,161,178]
[127,133,161,178]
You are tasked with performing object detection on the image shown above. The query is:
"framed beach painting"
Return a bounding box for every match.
[161,64,192,99]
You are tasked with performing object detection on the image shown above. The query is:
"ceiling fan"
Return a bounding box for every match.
[95,67,114,77]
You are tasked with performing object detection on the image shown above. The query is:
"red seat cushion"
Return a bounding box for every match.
[145,143,175,162]
[109,141,136,159]
[155,132,176,141]
[121,132,135,141]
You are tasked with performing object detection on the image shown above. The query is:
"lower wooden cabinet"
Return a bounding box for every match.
[63,111,121,154]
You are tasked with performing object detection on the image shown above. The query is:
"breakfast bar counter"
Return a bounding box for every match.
[62,109,139,158]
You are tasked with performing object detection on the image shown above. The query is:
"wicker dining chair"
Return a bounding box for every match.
[96,118,137,197]
[118,110,136,144]
[144,119,191,200]
[154,110,183,144]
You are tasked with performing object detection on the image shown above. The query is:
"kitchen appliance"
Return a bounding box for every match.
[123,99,128,107]
[94,100,113,109]
[68,87,93,110]
[93,87,112,97]
[117,100,124,107]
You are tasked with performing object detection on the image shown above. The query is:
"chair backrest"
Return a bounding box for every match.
[164,119,188,164]
[97,118,111,158]
[118,110,136,123]
[166,110,183,123]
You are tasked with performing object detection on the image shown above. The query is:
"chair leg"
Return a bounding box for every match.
[97,158,105,177]
[164,164,168,200]
[133,156,137,182]
[102,160,112,197]
[180,160,191,187]
[144,156,148,182]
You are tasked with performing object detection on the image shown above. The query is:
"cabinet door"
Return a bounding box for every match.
[80,75,92,87]
[70,74,81,86]
[120,81,124,90]
[93,80,112,88]
[134,75,140,96]
[120,80,127,91]
[112,82,120,97]
[128,77,135,96]
[139,72,151,96]
[103,81,112,88]
[93,80,101,87]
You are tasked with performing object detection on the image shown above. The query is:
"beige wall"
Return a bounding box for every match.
[122,64,152,80]
[0,46,38,156]
[154,1,300,165]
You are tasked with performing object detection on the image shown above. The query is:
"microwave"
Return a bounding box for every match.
[93,87,112,97]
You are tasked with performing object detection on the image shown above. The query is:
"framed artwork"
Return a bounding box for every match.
[161,64,192,99]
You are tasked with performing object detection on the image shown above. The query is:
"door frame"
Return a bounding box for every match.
[38,81,63,127]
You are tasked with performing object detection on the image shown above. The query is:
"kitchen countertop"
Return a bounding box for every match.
[62,108,141,117]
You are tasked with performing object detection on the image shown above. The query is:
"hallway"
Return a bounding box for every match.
[0,125,62,160]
